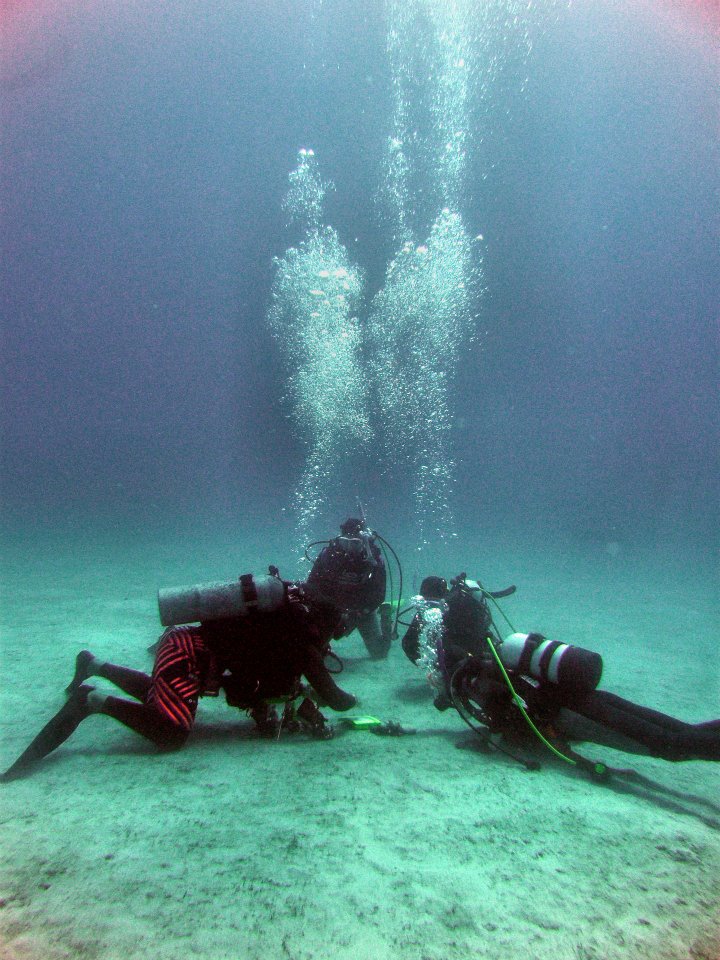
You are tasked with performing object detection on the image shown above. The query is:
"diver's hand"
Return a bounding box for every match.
[339,693,359,711]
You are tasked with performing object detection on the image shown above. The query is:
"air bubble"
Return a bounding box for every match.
[269,151,368,545]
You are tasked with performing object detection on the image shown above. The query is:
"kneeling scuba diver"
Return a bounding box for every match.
[1,569,359,781]
[402,574,720,775]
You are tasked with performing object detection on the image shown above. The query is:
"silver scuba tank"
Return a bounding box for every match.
[158,573,286,626]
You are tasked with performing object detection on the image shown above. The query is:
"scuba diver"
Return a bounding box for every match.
[402,574,720,772]
[304,515,400,659]
[1,570,358,781]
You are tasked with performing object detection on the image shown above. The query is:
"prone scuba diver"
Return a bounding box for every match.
[2,569,358,781]
[304,516,398,659]
[402,574,720,772]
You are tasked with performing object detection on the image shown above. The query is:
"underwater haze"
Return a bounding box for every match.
[1,2,719,959]
[1,0,717,557]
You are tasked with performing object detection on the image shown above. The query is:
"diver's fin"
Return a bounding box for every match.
[1,685,94,782]
[65,649,96,695]
[337,715,416,736]
[488,585,516,599]
[340,715,384,730]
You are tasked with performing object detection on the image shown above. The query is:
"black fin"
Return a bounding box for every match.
[1,685,93,782]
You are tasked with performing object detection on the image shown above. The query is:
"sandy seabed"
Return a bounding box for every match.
[1,523,718,960]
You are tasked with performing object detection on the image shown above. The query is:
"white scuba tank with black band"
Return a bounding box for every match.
[499,632,603,696]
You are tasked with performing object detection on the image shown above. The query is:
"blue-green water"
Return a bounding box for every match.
[2,0,717,555]
[1,2,718,958]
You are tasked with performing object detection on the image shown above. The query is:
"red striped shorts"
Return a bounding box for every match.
[146,626,211,733]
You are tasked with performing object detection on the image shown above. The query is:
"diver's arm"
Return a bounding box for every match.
[401,616,423,663]
[303,645,357,711]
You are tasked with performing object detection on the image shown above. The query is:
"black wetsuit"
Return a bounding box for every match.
[0,594,357,782]
[307,533,392,659]
[94,598,355,749]
[402,615,720,763]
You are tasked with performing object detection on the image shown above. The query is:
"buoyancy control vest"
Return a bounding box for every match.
[306,527,386,613]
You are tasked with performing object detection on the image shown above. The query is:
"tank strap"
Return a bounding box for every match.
[538,639,563,679]
[239,573,258,608]
[518,632,544,676]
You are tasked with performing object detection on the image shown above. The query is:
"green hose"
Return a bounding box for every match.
[483,636,577,766]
